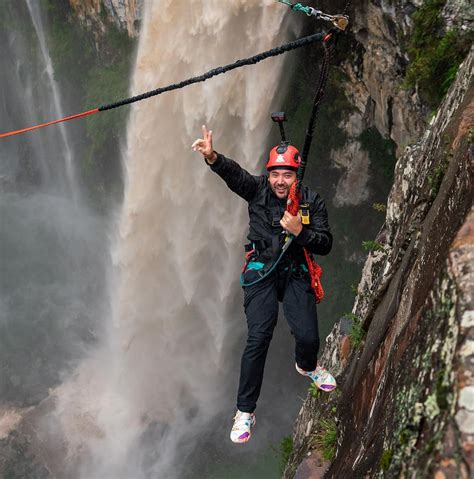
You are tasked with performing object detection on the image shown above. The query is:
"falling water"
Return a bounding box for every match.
[0,1,79,196]
[20,1,306,477]
[0,0,110,450]
[25,0,79,202]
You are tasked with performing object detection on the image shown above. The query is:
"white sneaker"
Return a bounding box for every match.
[296,363,337,392]
[230,410,256,443]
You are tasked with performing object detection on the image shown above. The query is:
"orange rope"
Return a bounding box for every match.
[0,108,100,139]
[0,33,328,141]
[287,182,325,303]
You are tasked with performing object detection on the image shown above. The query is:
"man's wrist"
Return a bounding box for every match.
[294,223,303,237]
[205,151,218,164]
[294,226,312,245]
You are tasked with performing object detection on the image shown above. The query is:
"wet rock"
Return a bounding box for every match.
[294,452,329,479]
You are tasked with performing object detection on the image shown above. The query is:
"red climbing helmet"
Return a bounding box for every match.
[266,143,301,171]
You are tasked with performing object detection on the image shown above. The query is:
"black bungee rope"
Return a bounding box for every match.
[0,33,326,139]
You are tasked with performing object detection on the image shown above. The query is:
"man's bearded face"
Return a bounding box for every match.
[268,169,297,199]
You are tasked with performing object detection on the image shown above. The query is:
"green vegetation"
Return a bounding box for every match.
[467,128,473,145]
[380,449,393,472]
[350,284,371,301]
[313,418,338,461]
[315,205,373,339]
[343,312,360,322]
[84,62,131,155]
[309,382,322,399]
[276,436,294,473]
[80,22,134,156]
[428,159,448,196]
[344,312,365,348]
[372,202,387,213]
[404,0,473,109]
[362,240,384,252]
[46,6,95,83]
[358,126,397,218]
[42,0,136,210]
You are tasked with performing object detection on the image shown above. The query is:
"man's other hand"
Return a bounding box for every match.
[192,125,217,164]
[280,211,303,236]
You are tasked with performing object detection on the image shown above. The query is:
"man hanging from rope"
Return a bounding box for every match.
[192,125,336,444]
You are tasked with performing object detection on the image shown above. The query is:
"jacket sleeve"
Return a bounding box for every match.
[294,194,333,255]
[207,152,260,202]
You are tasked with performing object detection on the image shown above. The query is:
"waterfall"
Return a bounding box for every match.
[118,0,291,429]
[44,1,303,477]
[0,0,110,437]
[25,0,79,202]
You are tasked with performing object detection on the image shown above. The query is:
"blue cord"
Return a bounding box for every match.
[240,235,294,287]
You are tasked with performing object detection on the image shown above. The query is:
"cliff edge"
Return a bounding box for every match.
[284,46,473,478]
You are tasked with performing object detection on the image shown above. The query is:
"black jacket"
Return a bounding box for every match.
[208,153,332,263]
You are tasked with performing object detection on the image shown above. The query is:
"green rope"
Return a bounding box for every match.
[278,1,312,15]
[292,3,313,15]
[277,0,350,31]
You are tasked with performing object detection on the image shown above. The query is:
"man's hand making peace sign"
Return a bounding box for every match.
[192,125,217,164]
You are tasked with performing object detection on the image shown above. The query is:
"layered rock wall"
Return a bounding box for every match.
[344,0,425,147]
[330,0,426,206]
[329,0,472,206]
[284,47,473,478]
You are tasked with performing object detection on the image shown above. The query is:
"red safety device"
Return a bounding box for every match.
[266,144,301,171]
[287,182,325,303]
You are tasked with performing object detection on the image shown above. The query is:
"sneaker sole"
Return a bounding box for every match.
[231,433,251,444]
[317,383,337,392]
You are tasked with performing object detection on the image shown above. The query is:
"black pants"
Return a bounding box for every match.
[237,267,319,413]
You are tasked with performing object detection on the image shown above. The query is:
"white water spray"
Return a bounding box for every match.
[49,2,299,477]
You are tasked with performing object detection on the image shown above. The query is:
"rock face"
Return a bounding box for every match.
[284,47,473,478]
[344,0,425,148]
[69,0,143,36]
[329,0,427,206]
[329,0,471,207]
